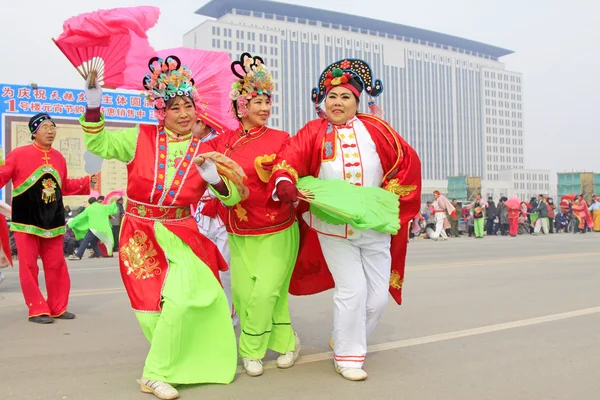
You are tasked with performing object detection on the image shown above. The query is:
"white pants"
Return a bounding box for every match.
[318,230,391,368]
[534,217,549,234]
[431,213,448,239]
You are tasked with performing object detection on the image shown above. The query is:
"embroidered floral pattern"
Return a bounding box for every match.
[234,203,248,222]
[272,160,299,182]
[127,201,190,221]
[389,270,403,290]
[121,231,161,280]
[384,179,417,197]
[41,178,57,204]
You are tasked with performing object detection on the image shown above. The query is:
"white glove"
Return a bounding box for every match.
[85,74,102,108]
[196,158,222,185]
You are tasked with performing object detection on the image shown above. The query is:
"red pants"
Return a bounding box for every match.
[98,242,113,257]
[14,232,71,317]
[509,218,519,236]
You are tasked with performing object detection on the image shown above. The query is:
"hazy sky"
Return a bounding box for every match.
[1,0,598,176]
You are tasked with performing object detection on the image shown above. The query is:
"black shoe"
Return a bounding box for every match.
[56,311,76,320]
[29,315,54,324]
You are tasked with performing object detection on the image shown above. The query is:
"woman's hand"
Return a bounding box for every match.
[195,157,221,185]
[84,74,102,109]
[275,180,298,204]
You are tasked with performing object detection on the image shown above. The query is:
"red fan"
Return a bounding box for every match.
[53,6,159,89]
[102,190,126,204]
[504,196,521,210]
[127,47,239,131]
[561,194,576,202]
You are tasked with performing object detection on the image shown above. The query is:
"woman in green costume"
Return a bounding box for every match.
[200,52,301,377]
[67,196,118,260]
[80,54,246,400]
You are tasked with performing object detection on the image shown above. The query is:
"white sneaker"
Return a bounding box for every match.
[137,378,179,400]
[334,361,368,381]
[242,358,264,377]
[0,271,5,286]
[277,332,301,369]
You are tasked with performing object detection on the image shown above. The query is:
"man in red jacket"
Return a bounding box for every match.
[0,113,94,323]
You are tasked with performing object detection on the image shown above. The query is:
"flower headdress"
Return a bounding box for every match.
[312,58,384,118]
[229,52,274,118]
[142,55,200,122]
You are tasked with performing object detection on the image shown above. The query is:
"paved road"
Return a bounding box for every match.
[1,233,599,400]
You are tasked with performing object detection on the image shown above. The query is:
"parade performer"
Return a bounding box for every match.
[193,119,237,326]
[470,194,487,238]
[199,53,301,377]
[430,190,456,241]
[268,59,421,381]
[572,195,593,233]
[508,207,520,237]
[589,195,600,232]
[0,113,92,323]
[67,196,119,260]
[80,55,246,399]
[0,199,13,285]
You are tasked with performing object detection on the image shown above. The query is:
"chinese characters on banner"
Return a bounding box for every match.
[1,84,156,122]
[0,84,158,203]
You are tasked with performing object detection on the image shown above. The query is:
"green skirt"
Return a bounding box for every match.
[135,222,237,384]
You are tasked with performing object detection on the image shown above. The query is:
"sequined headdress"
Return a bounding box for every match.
[142,55,200,122]
[229,52,274,118]
[312,59,384,118]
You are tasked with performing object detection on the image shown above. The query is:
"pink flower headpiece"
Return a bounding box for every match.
[229,52,274,118]
[142,55,200,122]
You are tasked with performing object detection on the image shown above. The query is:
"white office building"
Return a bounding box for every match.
[481,68,525,181]
[184,0,524,183]
[497,169,553,201]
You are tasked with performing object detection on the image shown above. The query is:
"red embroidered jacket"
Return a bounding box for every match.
[200,124,295,236]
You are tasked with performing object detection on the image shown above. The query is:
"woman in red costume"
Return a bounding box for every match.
[572,194,593,233]
[268,59,421,381]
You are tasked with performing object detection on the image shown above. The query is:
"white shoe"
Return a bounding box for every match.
[0,271,5,286]
[334,361,368,381]
[242,358,264,377]
[277,332,301,369]
[232,313,239,327]
[335,366,368,381]
[137,378,179,400]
